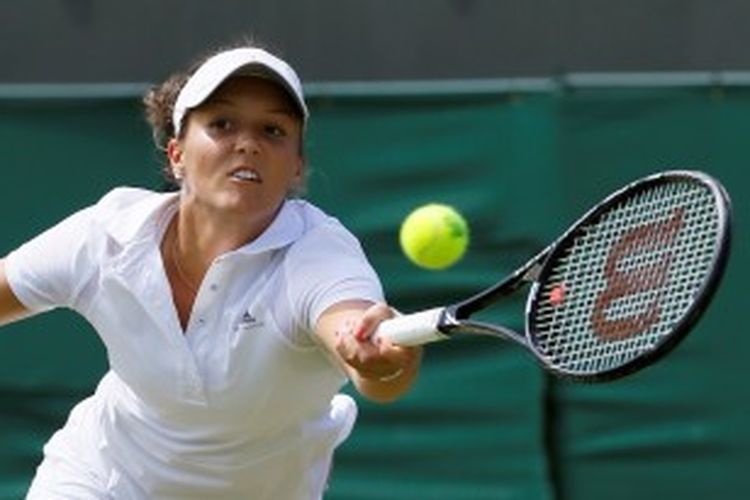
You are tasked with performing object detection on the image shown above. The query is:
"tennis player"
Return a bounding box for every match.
[0,44,422,498]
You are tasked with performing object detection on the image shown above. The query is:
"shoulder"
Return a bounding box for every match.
[94,187,168,215]
[91,187,176,243]
[279,201,379,286]
[284,200,364,254]
[274,201,383,336]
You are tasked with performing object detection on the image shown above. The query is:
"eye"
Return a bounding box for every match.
[264,123,286,138]
[209,117,233,132]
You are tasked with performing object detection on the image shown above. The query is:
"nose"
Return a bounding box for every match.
[235,129,260,155]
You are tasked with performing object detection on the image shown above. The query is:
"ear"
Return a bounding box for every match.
[166,138,185,179]
[295,155,304,178]
[292,155,305,185]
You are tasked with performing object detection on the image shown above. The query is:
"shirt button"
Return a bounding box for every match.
[210,283,218,292]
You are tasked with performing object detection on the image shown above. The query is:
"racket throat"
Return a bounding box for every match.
[441,306,529,345]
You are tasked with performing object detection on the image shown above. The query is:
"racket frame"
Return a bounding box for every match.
[525,170,733,381]
[393,170,732,382]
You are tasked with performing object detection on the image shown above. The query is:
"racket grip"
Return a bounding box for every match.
[375,308,449,346]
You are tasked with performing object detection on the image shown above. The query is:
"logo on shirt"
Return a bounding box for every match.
[238,310,263,329]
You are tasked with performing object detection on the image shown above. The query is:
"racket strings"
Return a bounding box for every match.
[531,180,720,375]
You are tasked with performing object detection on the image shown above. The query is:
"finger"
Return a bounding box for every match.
[380,344,421,370]
[336,327,377,366]
[335,325,361,360]
[336,332,406,379]
[353,303,394,341]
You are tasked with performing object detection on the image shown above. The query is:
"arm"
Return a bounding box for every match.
[0,258,33,326]
[316,300,422,403]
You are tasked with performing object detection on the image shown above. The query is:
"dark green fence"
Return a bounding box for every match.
[0,80,746,499]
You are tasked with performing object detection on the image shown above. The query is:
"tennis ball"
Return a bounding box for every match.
[399,204,469,270]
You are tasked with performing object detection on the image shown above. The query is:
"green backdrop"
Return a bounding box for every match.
[0,82,746,499]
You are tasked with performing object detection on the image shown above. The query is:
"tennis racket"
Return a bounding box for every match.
[376,170,732,382]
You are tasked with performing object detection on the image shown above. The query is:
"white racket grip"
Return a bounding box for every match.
[375,307,449,346]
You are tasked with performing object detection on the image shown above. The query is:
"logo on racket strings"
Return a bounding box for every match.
[590,207,685,341]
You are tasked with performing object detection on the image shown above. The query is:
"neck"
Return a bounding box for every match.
[171,197,284,270]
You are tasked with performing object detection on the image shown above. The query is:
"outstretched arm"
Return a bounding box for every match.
[316,300,422,403]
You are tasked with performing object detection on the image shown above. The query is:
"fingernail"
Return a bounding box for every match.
[352,326,364,340]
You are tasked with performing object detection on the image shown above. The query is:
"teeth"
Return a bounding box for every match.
[231,169,259,181]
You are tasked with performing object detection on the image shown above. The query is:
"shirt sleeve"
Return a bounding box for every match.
[4,205,97,312]
[284,220,385,335]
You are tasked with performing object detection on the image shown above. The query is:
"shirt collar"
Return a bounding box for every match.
[104,192,305,255]
[232,200,305,256]
[104,190,178,246]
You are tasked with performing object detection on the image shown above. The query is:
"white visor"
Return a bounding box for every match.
[172,48,308,136]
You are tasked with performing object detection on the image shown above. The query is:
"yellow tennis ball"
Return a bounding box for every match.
[399,204,469,270]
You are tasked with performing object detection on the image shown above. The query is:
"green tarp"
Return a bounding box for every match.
[0,83,746,499]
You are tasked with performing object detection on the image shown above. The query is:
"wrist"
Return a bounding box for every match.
[378,368,405,382]
[376,346,423,383]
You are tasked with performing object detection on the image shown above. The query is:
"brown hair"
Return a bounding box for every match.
[142,40,306,189]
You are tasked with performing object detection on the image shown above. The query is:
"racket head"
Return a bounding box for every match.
[526,170,731,382]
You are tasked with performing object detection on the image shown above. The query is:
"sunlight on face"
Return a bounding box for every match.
[171,76,305,226]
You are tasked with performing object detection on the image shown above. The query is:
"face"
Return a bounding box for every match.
[167,76,304,227]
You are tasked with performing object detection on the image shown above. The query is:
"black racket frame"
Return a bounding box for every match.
[433,170,732,382]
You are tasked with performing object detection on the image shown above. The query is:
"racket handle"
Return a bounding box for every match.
[375,308,449,346]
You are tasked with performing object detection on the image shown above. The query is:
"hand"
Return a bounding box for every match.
[335,303,421,382]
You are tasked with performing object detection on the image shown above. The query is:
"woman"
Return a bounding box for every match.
[0,45,421,498]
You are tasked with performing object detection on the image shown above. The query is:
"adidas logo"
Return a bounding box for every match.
[239,311,262,328]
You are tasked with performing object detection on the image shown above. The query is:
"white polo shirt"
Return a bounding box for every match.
[6,187,384,499]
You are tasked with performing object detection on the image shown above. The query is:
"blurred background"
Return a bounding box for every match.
[1,1,748,498]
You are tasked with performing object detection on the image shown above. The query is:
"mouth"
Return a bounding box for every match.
[229,167,261,184]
